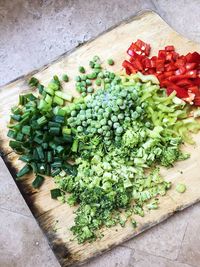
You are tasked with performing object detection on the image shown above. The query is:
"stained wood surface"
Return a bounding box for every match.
[0,11,200,266]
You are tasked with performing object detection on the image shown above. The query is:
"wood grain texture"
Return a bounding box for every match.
[0,10,200,266]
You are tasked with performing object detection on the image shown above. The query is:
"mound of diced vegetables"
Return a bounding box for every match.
[7,43,200,244]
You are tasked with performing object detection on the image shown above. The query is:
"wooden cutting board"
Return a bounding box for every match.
[0,10,200,267]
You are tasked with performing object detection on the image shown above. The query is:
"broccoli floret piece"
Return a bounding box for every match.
[160,147,189,167]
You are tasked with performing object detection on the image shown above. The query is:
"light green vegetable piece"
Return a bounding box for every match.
[176,183,186,193]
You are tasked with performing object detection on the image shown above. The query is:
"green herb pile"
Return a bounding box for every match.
[7,57,200,243]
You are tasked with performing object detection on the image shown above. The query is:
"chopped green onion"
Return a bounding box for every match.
[29,77,39,87]
[62,127,71,135]
[19,155,32,163]
[55,91,73,102]
[22,126,31,135]
[7,130,17,139]
[11,114,21,122]
[51,188,62,199]
[53,96,64,106]
[37,116,47,126]
[32,175,45,189]
[16,164,32,179]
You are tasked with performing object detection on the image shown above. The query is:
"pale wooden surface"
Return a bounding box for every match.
[0,11,200,266]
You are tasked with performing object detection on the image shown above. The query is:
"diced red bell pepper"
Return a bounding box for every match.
[188,86,200,95]
[122,60,137,74]
[156,73,164,79]
[174,57,186,68]
[142,58,151,69]
[193,77,200,86]
[165,45,175,51]
[158,50,166,60]
[127,44,141,57]
[150,56,157,68]
[176,79,194,87]
[185,62,197,70]
[169,71,197,82]
[194,96,200,106]
[165,52,174,62]
[129,54,145,62]
[156,59,165,72]
[167,85,189,98]
[146,69,156,74]
[164,71,175,78]
[175,66,186,75]
[135,39,151,56]
[165,63,177,71]
[187,70,197,78]
[123,39,200,106]
[186,52,200,63]
[131,58,143,71]
[172,51,179,61]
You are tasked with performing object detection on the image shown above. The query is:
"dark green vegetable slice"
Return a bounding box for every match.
[29,77,39,87]
[62,74,69,82]
[32,175,45,189]
[16,164,32,179]
[51,188,62,199]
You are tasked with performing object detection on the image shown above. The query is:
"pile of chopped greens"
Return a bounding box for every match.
[7,56,200,244]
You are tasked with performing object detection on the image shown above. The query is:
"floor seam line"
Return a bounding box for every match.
[0,206,33,219]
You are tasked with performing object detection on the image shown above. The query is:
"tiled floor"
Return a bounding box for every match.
[0,1,200,266]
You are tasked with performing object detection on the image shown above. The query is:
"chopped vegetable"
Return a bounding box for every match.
[32,175,45,189]
[62,74,69,82]
[51,188,62,199]
[8,55,200,245]
[28,77,39,87]
[107,58,114,65]
[16,164,32,179]
[176,183,186,193]
[79,66,86,73]
[122,40,200,105]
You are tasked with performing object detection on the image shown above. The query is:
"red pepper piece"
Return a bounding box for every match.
[188,86,200,95]
[167,85,189,98]
[165,45,175,51]
[165,52,174,62]
[187,70,197,78]
[127,44,141,57]
[185,62,197,70]
[175,66,186,75]
[158,50,166,60]
[165,63,177,71]
[135,39,151,56]
[174,57,186,68]
[156,59,165,72]
[142,58,152,69]
[122,60,137,74]
[194,96,200,106]
[186,52,200,63]
[164,71,175,78]
[156,73,165,82]
[172,51,179,61]
[169,71,197,82]
[193,77,200,86]
[146,69,156,74]
[176,79,194,87]
[150,56,157,68]
[168,75,183,82]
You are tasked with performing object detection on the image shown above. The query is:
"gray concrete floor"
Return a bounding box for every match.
[0,1,200,266]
